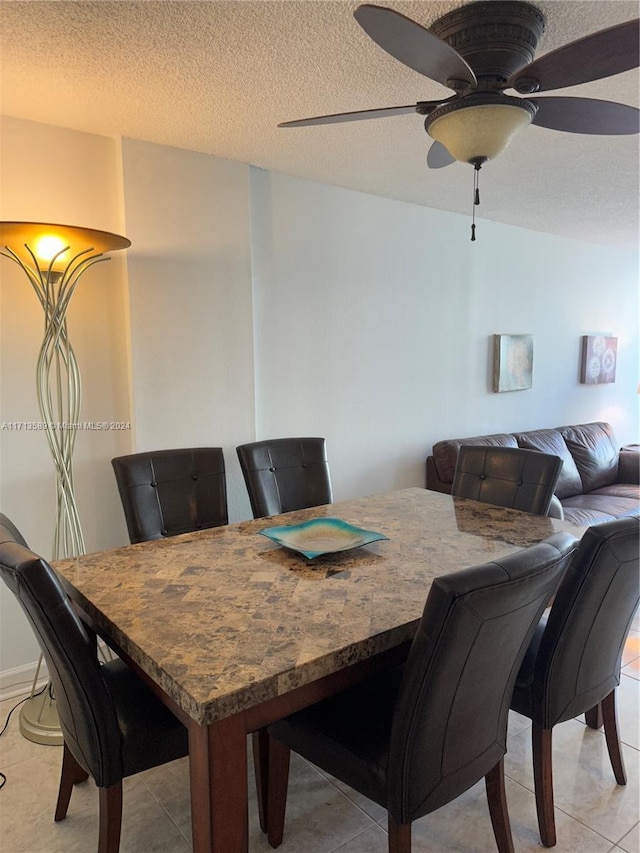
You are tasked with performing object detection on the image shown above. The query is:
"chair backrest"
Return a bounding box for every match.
[530,517,640,727]
[236,437,332,518]
[0,513,29,547]
[452,445,562,515]
[111,447,228,544]
[0,520,123,788]
[387,531,577,825]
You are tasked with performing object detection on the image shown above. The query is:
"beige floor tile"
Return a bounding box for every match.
[332,824,388,852]
[387,775,614,853]
[504,718,640,844]
[141,755,192,837]
[618,821,640,853]
[0,751,189,853]
[0,692,64,771]
[313,763,387,822]
[622,632,640,669]
[5,794,190,853]
[508,709,532,738]
[617,674,640,751]
[2,680,638,853]
[249,752,377,853]
[143,749,377,852]
[118,796,191,852]
[624,659,640,682]
[0,693,24,715]
[0,750,63,818]
[622,631,640,680]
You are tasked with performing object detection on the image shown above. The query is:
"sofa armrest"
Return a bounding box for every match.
[547,496,565,520]
[618,450,640,484]
[426,456,453,493]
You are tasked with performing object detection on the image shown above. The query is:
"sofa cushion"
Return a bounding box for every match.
[560,493,640,526]
[514,429,583,499]
[618,451,640,484]
[432,433,518,486]
[560,423,619,492]
[590,484,640,501]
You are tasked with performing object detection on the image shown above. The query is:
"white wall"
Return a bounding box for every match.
[249,169,639,500]
[1,117,638,685]
[120,139,255,521]
[0,117,132,679]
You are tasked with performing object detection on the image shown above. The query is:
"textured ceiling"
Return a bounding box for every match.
[1,1,638,248]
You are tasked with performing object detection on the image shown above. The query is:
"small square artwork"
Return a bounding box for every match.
[493,334,533,392]
[580,335,617,384]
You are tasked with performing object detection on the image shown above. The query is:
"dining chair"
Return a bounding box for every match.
[258,532,577,853]
[0,512,28,547]
[0,518,189,853]
[452,445,563,516]
[236,437,332,518]
[111,447,228,543]
[510,516,640,847]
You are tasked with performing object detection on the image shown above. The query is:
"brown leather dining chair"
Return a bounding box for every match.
[258,532,577,853]
[511,516,640,847]
[0,512,28,548]
[0,514,189,853]
[111,447,227,543]
[452,445,563,516]
[236,437,332,518]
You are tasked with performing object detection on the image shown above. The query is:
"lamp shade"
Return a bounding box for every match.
[425,95,537,164]
[0,221,130,271]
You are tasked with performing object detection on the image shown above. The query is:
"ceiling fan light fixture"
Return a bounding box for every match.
[424,95,537,164]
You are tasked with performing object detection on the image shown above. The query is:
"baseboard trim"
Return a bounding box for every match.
[0,659,49,703]
[0,641,114,703]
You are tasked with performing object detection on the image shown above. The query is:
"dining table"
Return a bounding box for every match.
[53,487,585,853]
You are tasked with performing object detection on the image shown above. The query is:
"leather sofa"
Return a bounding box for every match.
[426,422,640,526]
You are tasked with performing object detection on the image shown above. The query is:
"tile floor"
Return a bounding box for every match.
[1,626,638,853]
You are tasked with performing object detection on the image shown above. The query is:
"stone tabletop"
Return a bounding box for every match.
[54,488,584,725]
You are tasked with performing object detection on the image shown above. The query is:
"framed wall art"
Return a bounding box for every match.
[492,334,533,392]
[580,335,617,384]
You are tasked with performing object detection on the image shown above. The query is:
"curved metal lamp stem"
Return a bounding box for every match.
[2,246,108,559]
[1,221,130,745]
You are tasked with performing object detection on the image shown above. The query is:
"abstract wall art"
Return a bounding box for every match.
[580,335,617,384]
[492,334,533,392]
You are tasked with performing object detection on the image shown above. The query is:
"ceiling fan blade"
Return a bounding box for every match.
[427,141,456,169]
[278,104,418,128]
[531,97,640,135]
[278,98,452,128]
[510,18,640,93]
[354,4,476,89]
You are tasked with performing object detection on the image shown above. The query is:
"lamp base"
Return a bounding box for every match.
[19,689,63,746]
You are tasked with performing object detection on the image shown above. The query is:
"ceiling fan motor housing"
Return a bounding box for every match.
[430,1,546,85]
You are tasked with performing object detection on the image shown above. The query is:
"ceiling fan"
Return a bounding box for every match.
[279,2,639,236]
[280,1,639,163]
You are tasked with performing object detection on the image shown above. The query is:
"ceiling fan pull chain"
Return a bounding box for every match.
[471,162,481,242]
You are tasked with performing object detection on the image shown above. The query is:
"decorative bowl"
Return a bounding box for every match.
[259,517,388,559]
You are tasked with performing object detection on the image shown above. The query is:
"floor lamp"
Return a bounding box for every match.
[0,221,130,744]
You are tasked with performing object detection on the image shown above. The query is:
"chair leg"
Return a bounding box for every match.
[98,783,123,853]
[54,742,90,821]
[532,723,556,847]
[388,815,412,853]
[485,758,515,853]
[601,689,626,785]
[585,703,603,729]
[252,729,269,833]
[266,735,291,849]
